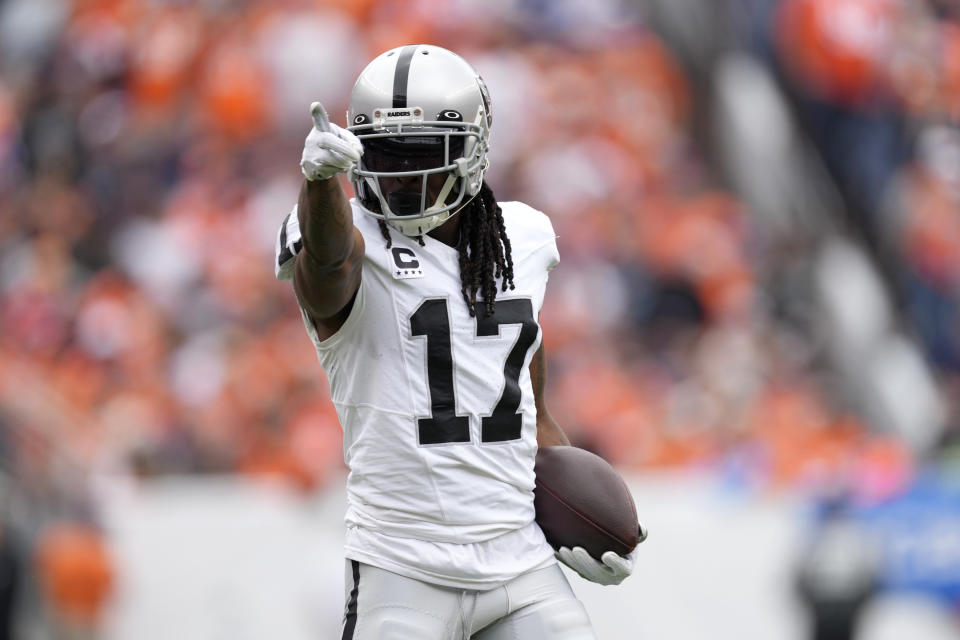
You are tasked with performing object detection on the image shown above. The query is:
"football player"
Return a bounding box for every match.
[275,44,643,640]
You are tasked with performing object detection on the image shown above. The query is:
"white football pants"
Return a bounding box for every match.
[339,560,596,640]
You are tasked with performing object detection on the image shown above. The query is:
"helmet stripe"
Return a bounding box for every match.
[392,45,419,108]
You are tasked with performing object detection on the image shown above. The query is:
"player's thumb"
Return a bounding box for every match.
[310,101,331,133]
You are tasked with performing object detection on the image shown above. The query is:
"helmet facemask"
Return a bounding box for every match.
[350,109,488,237]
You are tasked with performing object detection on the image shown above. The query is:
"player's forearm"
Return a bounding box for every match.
[293,177,364,319]
[530,344,571,447]
[537,410,571,447]
[297,177,354,267]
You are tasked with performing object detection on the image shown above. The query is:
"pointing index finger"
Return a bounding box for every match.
[310,101,332,133]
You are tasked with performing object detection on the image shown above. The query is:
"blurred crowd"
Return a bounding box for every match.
[1,0,959,634]
[766,0,960,376]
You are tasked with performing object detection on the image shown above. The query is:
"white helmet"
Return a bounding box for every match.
[347,44,492,237]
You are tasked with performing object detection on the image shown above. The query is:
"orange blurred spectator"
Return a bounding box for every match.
[128,5,204,115]
[776,0,897,107]
[900,158,960,288]
[941,23,960,120]
[35,523,114,632]
[197,24,271,142]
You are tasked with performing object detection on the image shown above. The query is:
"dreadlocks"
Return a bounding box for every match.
[376,182,515,316]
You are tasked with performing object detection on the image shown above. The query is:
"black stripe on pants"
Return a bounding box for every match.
[341,560,360,640]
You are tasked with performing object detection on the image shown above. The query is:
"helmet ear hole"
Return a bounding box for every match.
[437,110,463,122]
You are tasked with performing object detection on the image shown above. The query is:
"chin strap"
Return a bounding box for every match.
[425,156,474,214]
[423,172,458,214]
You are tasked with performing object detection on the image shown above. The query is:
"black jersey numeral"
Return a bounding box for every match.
[410,299,471,445]
[410,298,538,446]
[476,299,538,442]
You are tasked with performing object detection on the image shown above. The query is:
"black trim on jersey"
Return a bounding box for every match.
[341,560,360,640]
[392,45,418,108]
[277,212,293,268]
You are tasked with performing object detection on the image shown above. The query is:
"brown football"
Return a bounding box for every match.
[534,446,640,560]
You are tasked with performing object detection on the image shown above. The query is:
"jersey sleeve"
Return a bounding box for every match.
[274,205,302,281]
[541,212,560,273]
[500,201,560,273]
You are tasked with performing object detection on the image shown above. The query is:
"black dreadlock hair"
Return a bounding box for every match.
[377,182,515,316]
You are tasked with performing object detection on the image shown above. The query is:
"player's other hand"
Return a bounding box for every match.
[300,101,363,182]
[556,522,647,586]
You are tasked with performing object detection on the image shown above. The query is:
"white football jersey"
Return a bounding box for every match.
[275,199,560,588]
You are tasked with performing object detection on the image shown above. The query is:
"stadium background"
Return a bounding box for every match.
[1,0,960,638]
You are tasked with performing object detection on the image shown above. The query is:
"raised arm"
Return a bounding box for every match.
[292,102,366,338]
[531,343,570,447]
[293,178,365,326]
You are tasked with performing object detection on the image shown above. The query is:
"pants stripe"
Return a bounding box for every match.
[341,560,361,640]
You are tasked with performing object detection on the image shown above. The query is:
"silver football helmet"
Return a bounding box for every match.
[347,44,492,237]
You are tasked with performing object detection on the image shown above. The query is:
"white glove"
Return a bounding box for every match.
[556,523,647,586]
[300,102,363,182]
